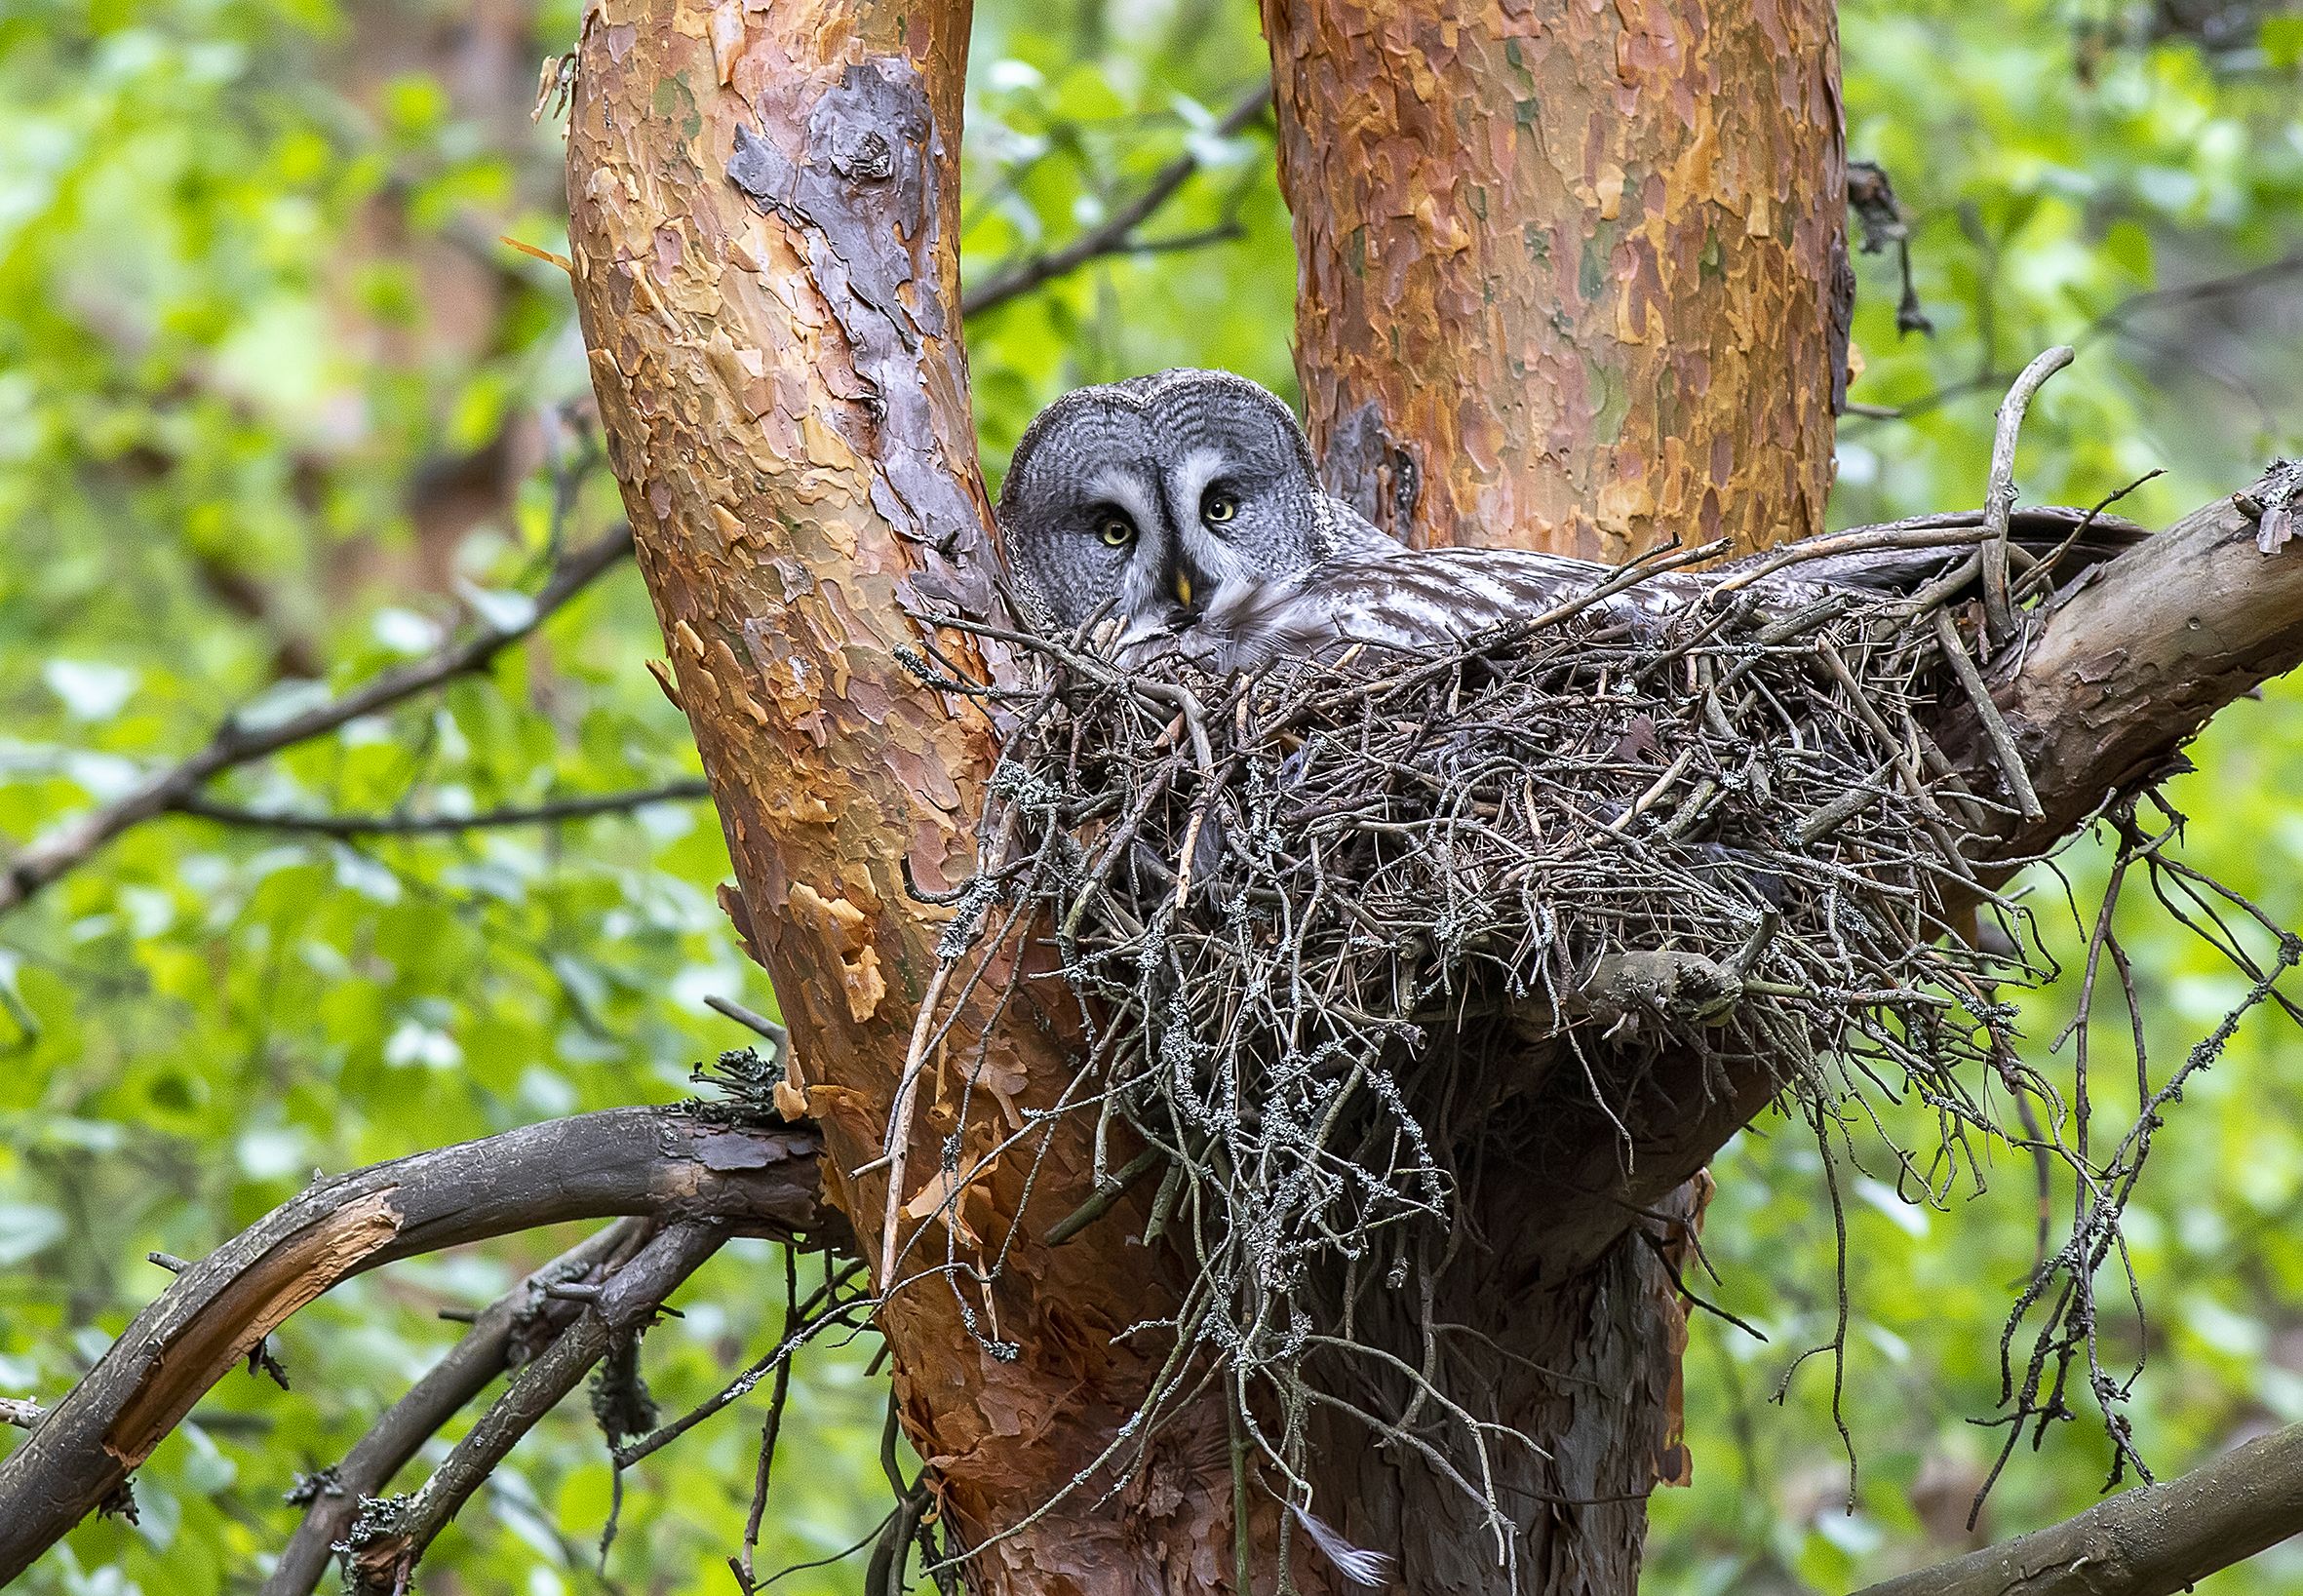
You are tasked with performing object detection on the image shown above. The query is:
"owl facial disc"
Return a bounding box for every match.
[995,370,1333,640]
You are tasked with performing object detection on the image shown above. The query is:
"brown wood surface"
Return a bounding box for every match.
[1263,0,1847,561]
[1256,4,1845,1587]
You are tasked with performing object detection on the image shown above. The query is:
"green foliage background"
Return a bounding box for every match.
[1,0,2299,1590]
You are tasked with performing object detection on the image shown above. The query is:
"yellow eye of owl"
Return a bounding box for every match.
[1202,491,1238,525]
[1097,515,1134,547]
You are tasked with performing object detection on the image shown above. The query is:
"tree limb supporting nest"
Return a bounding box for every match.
[0,1106,833,1584]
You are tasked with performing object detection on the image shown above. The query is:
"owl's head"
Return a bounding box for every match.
[995,370,1329,637]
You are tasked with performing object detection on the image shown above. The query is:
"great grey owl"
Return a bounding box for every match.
[995,369,2140,671]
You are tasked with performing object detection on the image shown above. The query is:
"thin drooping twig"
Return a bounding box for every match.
[608,1258,874,1469]
[1979,347,2076,643]
[960,85,1269,317]
[338,1220,726,1596]
[0,1106,828,1583]
[878,957,961,1282]
[0,523,637,918]
[176,779,710,839]
[733,1246,803,1589]
[264,1222,644,1596]
[1846,159,1932,336]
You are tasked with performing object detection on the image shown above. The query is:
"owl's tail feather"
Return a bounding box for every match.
[1289,1501,1394,1588]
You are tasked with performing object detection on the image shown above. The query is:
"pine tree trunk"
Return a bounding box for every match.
[1263,0,1846,561]
[1259,4,1844,1588]
[566,5,1246,1588]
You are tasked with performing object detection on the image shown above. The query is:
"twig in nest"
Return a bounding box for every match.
[1981,347,2077,643]
[1932,606,2044,820]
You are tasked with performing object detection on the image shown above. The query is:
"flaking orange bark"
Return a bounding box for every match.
[1263,0,1845,560]
[565,3,1258,1590]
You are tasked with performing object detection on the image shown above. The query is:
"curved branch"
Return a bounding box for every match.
[262,1221,644,1596]
[340,1220,728,1596]
[1971,460,2303,864]
[0,1105,831,1584]
[0,525,636,918]
[1854,1418,2303,1596]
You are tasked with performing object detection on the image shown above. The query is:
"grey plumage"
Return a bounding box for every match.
[996,369,1377,656]
[995,369,2144,673]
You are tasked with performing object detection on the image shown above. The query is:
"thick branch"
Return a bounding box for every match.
[0,1106,830,1583]
[1854,1418,2303,1596]
[0,524,636,917]
[1973,462,2303,862]
[262,1222,642,1596]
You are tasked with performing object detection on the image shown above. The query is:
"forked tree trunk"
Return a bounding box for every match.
[566,1,1843,1591]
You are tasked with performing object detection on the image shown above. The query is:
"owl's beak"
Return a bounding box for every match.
[1170,552,1211,617]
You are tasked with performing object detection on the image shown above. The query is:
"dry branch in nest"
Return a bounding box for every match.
[887,515,2294,1580]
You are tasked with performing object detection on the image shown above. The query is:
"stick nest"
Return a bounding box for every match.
[893,535,2294,1574]
[1003,585,2008,1278]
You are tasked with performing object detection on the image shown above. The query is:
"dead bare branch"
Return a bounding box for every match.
[0,1105,831,1583]
[1510,463,2303,1279]
[1980,347,2076,642]
[1847,253,2303,426]
[1854,1418,2303,1596]
[338,1220,727,1596]
[262,1222,644,1596]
